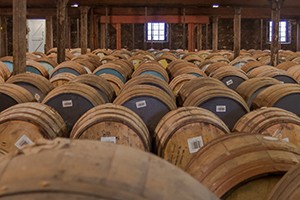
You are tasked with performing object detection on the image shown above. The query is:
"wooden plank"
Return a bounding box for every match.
[116,23,121,50]
[212,15,218,52]
[188,23,195,51]
[93,15,99,50]
[56,0,69,64]
[89,8,94,50]
[233,7,241,59]
[66,16,71,49]
[99,15,209,24]
[76,18,80,47]
[205,23,209,49]
[297,21,300,51]
[169,24,172,49]
[197,24,203,51]
[132,24,135,49]
[0,16,8,57]
[45,16,53,54]
[13,0,27,75]
[270,0,281,66]
[100,24,106,49]
[260,18,263,50]
[80,6,90,54]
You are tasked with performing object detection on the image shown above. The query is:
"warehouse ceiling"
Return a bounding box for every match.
[0,0,300,18]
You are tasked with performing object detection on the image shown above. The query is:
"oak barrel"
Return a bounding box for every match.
[50,72,77,88]
[50,61,88,78]
[99,74,124,96]
[25,60,49,78]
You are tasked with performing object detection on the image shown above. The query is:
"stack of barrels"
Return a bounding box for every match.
[1,48,300,199]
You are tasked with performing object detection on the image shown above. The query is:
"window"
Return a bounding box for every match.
[268,20,290,44]
[147,22,167,42]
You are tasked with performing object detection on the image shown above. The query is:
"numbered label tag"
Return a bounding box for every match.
[226,79,234,86]
[101,137,117,144]
[15,135,34,149]
[216,105,226,113]
[62,100,73,108]
[136,100,147,109]
[187,136,204,154]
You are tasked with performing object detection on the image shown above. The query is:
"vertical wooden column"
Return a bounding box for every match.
[93,15,99,49]
[297,21,300,51]
[169,24,172,50]
[183,8,186,50]
[66,16,71,49]
[144,7,147,50]
[13,0,27,75]
[205,23,209,49]
[116,23,121,50]
[57,0,69,64]
[0,16,8,57]
[132,24,135,50]
[270,0,281,66]
[197,24,203,51]
[45,16,53,54]
[76,18,80,48]
[80,6,90,55]
[260,18,264,50]
[100,24,106,49]
[212,16,219,52]
[105,7,109,49]
[233,7,241,59]
[89,8,94,50]
[188,23,195,51]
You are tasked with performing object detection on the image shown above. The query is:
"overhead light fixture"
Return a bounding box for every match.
[71,4,79,8]
[212,4,219,8]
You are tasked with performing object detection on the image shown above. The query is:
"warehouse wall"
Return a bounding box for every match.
[2,17,298,55]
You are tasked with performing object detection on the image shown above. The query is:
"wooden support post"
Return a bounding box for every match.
[144,7,147,50]
[105,7,109,49]
[212,16,219,52]
[66,16,71,50]
[297,22,300,52]
[233,7,241,59]
[57,0,69,64]
[270,0,282,66]
[93,15,99,49]
[132,24,135,50]
[0,16,8,57]
[188,23,195,51]
[45,16,53,54]
[260,18,264,50]
[80,6,90,55]
[13,0,27,75]
[183,8,186,50]
[100,24,106,49]
[197,24,203,51]
[116,23,121,50]
[205,23,209,49]
[89,8,94,50]
[169,24,172,50]
[76,18,80,48]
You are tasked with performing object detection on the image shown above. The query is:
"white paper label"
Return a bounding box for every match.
[34,93,41,102]
[216,105,226,113]
[187,136,204,154]
[263,136,279,141]
[226,79,234,86]
[282,137,289,143]
[136,100,147,109]
[15,135,34,149]
[62,100,73,108]
[101,136,117,144]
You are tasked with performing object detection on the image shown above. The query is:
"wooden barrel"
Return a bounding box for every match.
[287,64,300,83]
[99,74,124,96]
[241,61,264,73]
[252,84,300,116]
[0,76,4,84]
[6,73,53,102]
[267,163,300,200]
[73,58,95,73]
[233,107,300,147]
[198,60,217,71]
[210,67,249,90]
[256,69,297,83]
[229,57,256,68]
[132,62,169,82]
[0,83,35,112]
[166,60,196,75]
[276,61,298,70]
[169,74,198,97]
[182,53,204,67]
[205,62,232,76]
[71,74,115,103]
[183,85,249,130]
[42,82,106,132]
[111,59,134,75]
[50,61,88,78]
[0,138,219,200]
[70,103,151,151]
[35,57,58,74]
[0,61,11,80]
[114,85,177,134]
[185,133,300,200]
[121,74,175,100]
[50,73,77,88]
[236,77,281,109]
[171,66,206,79]
[0,56,13,73]
[93,63,129,83]
[0,102,68,154]
[156,53,178,68]
[178,77,226,104]
[72,54,100,69]
[25,60,49,78]
[155,106,230,170]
